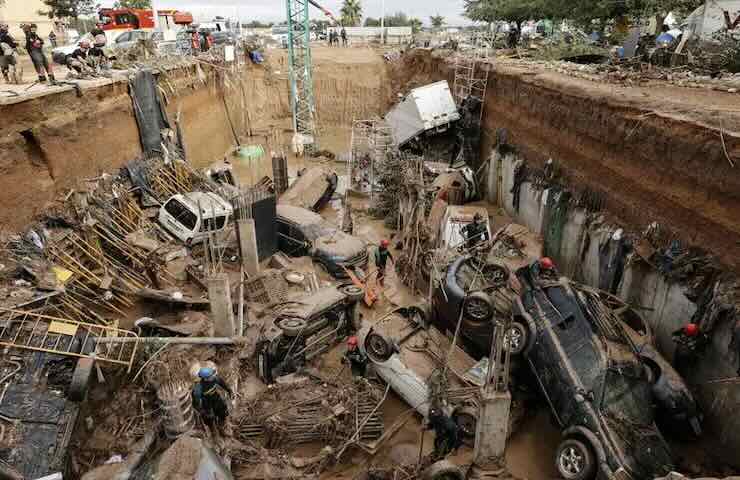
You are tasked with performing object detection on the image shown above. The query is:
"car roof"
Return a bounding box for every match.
[171,192,232,216]
[277,204,325,226]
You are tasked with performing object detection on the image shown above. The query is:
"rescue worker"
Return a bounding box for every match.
[535,257,558,279]
[25,24,55,84]
[0,23,18,83]
[507,22,519,48]
[192,367,233,427]
[461,212,489,249]
[66,40,92,75]
[48,30,57,47]
[90,22,107,50]
[672,323,704,374]
[374,239,394,287]
[343,336,368,378]
[426,406,461,460]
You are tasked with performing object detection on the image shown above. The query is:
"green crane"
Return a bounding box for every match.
[286,0,338,153]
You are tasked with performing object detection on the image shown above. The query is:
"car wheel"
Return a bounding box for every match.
[482,264,509,286]
[462,292,494,324]
[341,285,364,303]
[421,460,465,480]
[503,322,528,355]
[555,439,596,480]
[68,357,95,402]
[452,406,478,439]
[277,317,308,337]
[365,332,392,362]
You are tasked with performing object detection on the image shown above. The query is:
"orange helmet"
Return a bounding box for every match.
[684,323,700,337]
[540,257,555,270]
[380,239,390,248]
[347,336,358,346]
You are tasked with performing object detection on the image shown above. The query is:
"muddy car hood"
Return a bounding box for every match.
[313,232,366,261]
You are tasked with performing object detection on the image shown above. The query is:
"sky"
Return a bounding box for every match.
[99,0,472,26]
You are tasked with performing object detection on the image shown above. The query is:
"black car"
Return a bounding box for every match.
[431,254,516,358]
[513,266,674,480]
[257,284,363,383]
[276,204,367,278]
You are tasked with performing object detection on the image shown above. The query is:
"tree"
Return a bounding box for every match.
[246,20,274,28]
[39,0,99,19]
[364,17,380,27]
[113,0,150,8]
[410,17,423,33]
[430,14,445,28]
[340,0,362,27]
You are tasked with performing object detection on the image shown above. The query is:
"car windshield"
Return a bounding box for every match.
[602,366,654,426]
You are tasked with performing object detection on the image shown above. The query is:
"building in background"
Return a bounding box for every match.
[0,0,56,38]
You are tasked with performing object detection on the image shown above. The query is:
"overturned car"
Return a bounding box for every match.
[358,305,486,440]
[513,267,675,480]
[257,284,363,383]
[431,254,517,358]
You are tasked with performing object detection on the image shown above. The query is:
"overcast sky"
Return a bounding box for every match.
[99,0,471,25]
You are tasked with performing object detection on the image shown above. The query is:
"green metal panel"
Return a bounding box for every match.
[286,0,317,151]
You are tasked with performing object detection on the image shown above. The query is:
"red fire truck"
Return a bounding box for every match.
[98,8,193,32]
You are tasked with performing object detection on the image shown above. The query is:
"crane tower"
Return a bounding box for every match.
[286,0,317,152]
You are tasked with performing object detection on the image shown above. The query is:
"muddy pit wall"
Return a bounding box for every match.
[0,60,390,231]
[477,65,740,273]
[490,149,739,467]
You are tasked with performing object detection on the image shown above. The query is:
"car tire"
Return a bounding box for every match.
[462,292,494,324]
[555,438,597,480]
[504,322,528,355]
[277,317,308,337]
[68,357,95,402]
[482,263,509,286]
[341,285,364,303]
[364,331,392,363]
[421,460,465,480]
[452,406,478,439]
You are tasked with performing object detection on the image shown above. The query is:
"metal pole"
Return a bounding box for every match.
[380,0,385,45]
[151,0,161,30]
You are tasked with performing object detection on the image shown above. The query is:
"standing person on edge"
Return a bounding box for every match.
[25,24,55,84]
[341,27,348,47]
[0,24,18,83]
[374,239,394,287]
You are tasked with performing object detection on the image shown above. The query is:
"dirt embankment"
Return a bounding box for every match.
[0,50,392,232]
[392,49,740,271]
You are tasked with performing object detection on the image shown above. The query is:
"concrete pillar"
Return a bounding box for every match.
[208,273,235,337]
[237,219,259,277]
[472,389,511,470]
[272,155,289,195]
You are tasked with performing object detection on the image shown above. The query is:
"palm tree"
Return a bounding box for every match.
[430,14,445,29]
[340,0,363,27]
[410,18,423,34]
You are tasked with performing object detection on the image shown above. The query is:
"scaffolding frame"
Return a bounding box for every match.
[452,30,495,122]
[287,0,318,153]
[347,118,396,197]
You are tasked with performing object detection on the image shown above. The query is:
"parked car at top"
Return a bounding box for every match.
[158,191,233,246]
[358,304,485,440]
[276,204,367,278]
[112,29,177,53]
[512,266,674,480]
[278,166,338,212]
[257,284,363,383]
[431,254,516,358]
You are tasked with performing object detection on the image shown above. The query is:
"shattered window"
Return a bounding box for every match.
[164,199,197,231]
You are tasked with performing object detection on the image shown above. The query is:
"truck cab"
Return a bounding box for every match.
[158,192,233,246]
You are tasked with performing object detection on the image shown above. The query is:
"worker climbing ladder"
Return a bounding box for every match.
[286,0,318,153]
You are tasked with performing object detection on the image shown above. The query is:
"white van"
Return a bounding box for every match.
[158,192,233,245]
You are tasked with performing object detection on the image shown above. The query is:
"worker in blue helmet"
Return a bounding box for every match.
[192,366,233,427]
